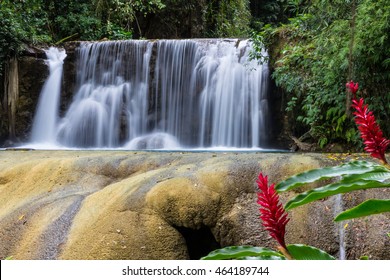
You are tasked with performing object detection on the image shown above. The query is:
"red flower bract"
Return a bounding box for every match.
[257,173,289,249]
[346,80,359,97]
[352,97,390,164]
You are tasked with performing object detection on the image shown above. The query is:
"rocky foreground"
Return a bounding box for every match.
[0,150,388,259]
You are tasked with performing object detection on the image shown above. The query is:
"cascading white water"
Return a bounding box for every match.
[57,41,152,147]
[30,47,66,144]
[30,39,270,150]
[152,40,199,146]
[149,39,270,149]
[196,40,269,148]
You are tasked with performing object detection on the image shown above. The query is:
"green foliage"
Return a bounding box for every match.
[353,0,390,132]
[209,0,251,37]
[251,0,390,147]
[276,160,389,192]
[334,199,390,221]
[0,0,256,59]
[0,0,170,78]
[104,22,133,40]
[276,160,390,220]
[0,0,50,78]
[286,244,335,260]
[0,0,52,44]
[250,0,310,29]
[0,7,26,59]
[92,0,165,38]
[200,246,286,260]
[52,1,103,41]
[285,179,389,210]
[201,244,335,260]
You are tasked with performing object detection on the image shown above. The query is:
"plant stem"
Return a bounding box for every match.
[278,246,293,260]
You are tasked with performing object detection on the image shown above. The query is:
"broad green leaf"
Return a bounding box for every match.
[339,171,390,183]
[276,161,389,192]
[285,180,390,210]
[287,244,335,260]
[201,246,285,260]
[334,199,390,221]
[236,256,286,260]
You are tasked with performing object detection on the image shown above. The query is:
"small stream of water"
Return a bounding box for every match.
[335,194,346,259]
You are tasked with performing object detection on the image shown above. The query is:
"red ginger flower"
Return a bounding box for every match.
[257,173,289,250]
[346,80,359,97]
[352,97,390,164]
[348,81,389,163]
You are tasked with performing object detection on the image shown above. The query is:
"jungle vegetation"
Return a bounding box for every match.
[0,0,389,149]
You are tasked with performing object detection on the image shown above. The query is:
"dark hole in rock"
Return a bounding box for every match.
[174,226,221,260]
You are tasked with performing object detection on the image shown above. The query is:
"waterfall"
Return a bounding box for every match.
[197,40,269,148]
[30,47,66,143]
[151,40,199,147]
[57,41,152,147]
[335,194,346,259]
[30,39,270,150]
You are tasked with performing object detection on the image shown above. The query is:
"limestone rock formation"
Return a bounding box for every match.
[0,151,388,259]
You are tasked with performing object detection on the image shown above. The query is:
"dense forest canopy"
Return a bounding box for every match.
[0,0,252,73]
[252,0,390,149]
[0,0,389,150]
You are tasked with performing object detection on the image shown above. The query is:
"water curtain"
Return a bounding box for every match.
[31,39,269,149]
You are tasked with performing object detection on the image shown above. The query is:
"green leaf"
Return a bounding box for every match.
[201,246,286,260]
[287,244,336,260]
[334,199,390,221]
[276,161,389,192]
[285,179,390,210]
[236,256,286,260]
[339,171,390,183]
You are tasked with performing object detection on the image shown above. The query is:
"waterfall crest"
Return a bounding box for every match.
[31,39,270,150]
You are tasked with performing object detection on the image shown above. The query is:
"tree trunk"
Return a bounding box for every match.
[3,57,19,140]
[346,0,357,117]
